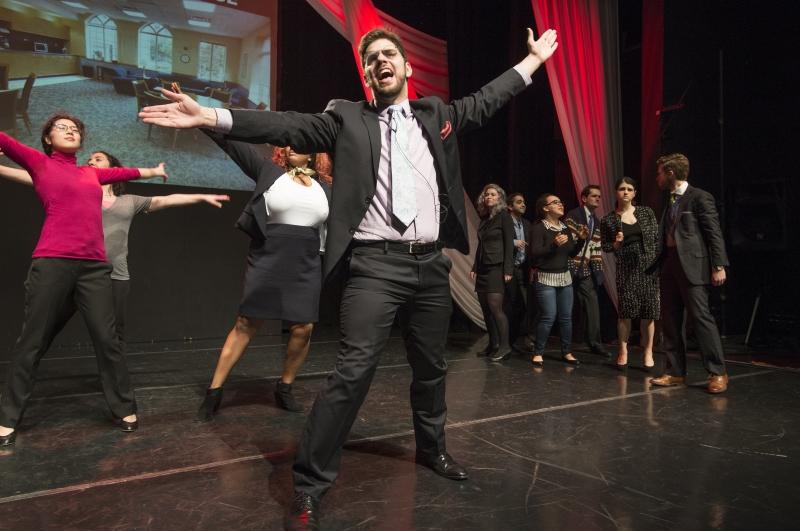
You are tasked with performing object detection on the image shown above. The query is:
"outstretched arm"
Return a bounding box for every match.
[0,162,33,186]
[139,89,217,129]
[517,28,558,79]
[201,129,267,181]
[95,162,168,185]
[149,194,230,212]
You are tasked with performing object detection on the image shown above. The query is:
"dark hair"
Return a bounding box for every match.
[89,151,126,195]
[506,192,524,205]
[358,28,407,67]
[581,184,601,198]
[656,153,690,181]
[41,112,85,156]
[614,176,638,191]
[533,193,559,220]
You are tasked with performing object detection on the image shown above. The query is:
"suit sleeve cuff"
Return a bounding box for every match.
[513,64,533,86]
[210,108,233,133]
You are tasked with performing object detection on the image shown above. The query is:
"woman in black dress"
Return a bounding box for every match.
[529,194,587,367]
[197,135,332,419]
[470,184,515,361]
[600,177,660,370]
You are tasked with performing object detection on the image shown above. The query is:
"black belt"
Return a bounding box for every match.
[352,240,445,255]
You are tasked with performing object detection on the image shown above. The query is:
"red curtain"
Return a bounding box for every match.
[641,0,664,209]
[531,0,624,305]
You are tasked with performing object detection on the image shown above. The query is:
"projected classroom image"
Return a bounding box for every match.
[0,0,275,191]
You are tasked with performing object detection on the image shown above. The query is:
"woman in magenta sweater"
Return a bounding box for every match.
[0,113,167,446]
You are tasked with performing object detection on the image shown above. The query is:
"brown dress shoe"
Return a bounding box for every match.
[650,374,686,387]
[707,374,729,394]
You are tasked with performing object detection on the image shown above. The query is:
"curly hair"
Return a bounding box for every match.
[271,146,333,184]
[41,112,85,156]
[475,183,507,218]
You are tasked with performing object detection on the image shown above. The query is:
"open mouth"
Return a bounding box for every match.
[378,68,394,82]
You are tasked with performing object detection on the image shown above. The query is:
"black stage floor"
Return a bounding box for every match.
[0,329,797,530]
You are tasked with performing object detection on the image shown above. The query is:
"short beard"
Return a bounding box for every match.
[367,71,406,100]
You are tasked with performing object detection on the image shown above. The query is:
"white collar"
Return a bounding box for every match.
[673,180,689,195]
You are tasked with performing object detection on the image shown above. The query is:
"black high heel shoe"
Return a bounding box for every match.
[562,355,581,367]
[197,387,223,422]
[0,430,16,447]
[531,355,544,368]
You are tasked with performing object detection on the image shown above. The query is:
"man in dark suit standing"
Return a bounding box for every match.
[141,26,558,530]
[505,192,533,350]
[564,185,610,357]
[650,153,730,393]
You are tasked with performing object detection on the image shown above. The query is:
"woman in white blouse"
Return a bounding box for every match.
[198,134,332,419]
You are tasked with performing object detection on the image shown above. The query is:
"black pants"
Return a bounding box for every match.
[505,265,529,345]
[660,250,726,376]
[572,274,603,348]
[111,279,131,343]
[293,247,452,499]
[0,259,136,428]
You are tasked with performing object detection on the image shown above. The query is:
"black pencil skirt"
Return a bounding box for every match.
[239,224,322,323]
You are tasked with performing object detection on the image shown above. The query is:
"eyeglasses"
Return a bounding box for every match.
[52,124,81,135]
[545,199,563,206]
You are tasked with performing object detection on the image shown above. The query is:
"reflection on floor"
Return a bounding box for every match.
[0,329,797,529]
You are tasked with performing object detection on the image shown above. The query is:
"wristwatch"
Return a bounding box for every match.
[714,265,724,271]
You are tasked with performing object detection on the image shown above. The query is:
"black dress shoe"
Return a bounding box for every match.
[285,492,320,531]
[415,452,469,481]
[275,381,303,412]
[197,387,223,422]
[114,417,138,432]
[488,349,512,362]
[0,430,16,447]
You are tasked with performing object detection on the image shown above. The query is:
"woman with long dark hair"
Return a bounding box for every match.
[600,177,660,371]
[197,133,332,420]
[0,113,167,446]
[470,183,515,362]
[529,193,587,367]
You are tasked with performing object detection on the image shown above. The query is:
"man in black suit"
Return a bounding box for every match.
[564,185,610,357]
[141,26,558,530]
[650,153,730,393]
[505,192,533,350]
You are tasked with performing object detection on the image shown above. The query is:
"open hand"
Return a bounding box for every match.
[527,28,558,63]
[139,89,208,128]
[554,233,568,246]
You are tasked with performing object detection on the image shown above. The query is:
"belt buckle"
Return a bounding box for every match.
[408,241,416,254]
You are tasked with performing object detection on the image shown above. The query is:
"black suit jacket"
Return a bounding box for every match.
[203,130,331,241]
[226,68,528,279]
[658,184,729,285]
[473,210,515,276]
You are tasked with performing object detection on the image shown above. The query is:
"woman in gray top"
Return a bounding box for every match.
[0,150,230,344]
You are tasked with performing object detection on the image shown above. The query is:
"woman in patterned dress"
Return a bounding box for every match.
[600,177,660,371]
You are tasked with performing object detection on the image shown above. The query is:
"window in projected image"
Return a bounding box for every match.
[198,42,226,82]
[85,15,118,62]
[138,23,172,72]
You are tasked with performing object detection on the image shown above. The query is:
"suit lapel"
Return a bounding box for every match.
[361,105,381,184]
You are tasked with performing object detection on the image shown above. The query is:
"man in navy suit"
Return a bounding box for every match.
[141,26,558,530]
[564,185,610,357]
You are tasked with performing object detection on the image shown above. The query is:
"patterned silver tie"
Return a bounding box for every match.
[388,104,416,230]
